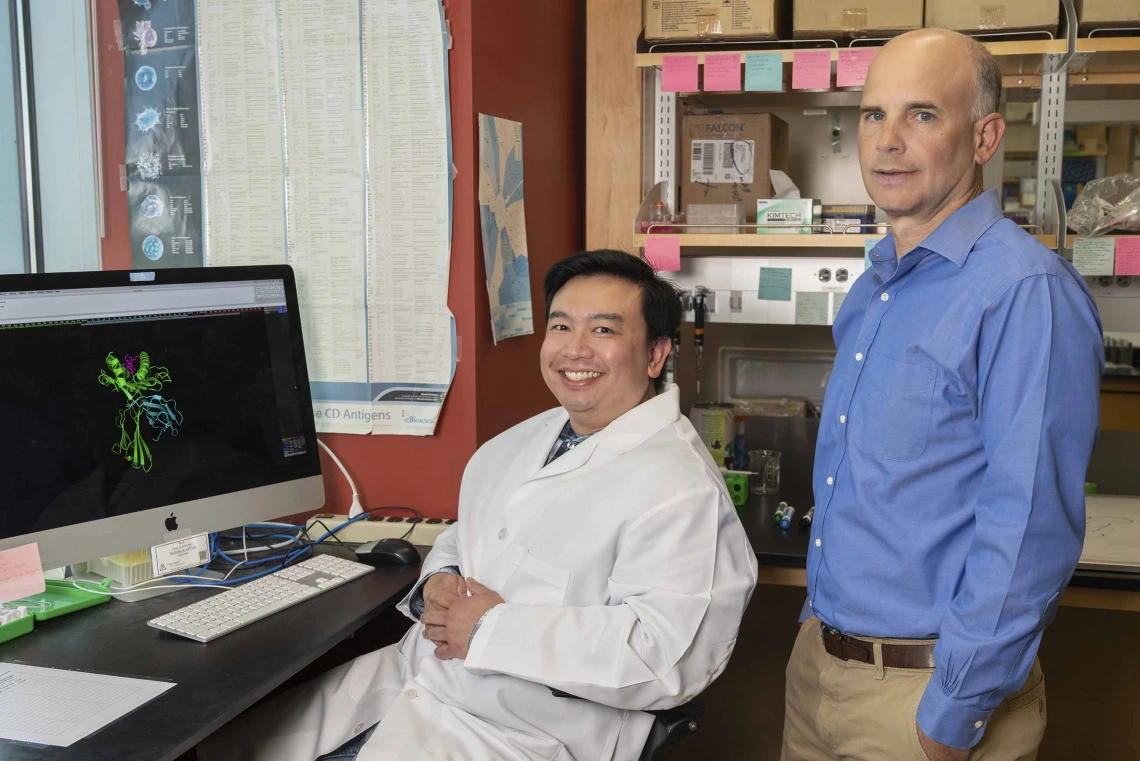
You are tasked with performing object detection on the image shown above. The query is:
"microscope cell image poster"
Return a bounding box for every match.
[119,0,203,268]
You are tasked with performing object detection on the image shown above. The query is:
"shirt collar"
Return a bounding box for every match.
[869,189,1004,269]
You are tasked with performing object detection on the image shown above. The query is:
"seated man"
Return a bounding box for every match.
[199,249,758,761]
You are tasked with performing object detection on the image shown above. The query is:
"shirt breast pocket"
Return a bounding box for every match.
[851,353,937,462]
[499,550,570,608]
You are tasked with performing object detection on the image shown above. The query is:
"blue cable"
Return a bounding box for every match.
[171,512,373,588]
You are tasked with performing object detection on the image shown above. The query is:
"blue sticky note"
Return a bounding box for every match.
[864,236,882,271]
[758,267,793,301]
[745,53,783,92]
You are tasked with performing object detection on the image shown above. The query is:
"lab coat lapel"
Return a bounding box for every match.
[523,386,682,484]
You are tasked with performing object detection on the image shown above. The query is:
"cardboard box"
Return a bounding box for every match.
[756,199,820,233]
[1077,0,1140,31]
[645,0,784,41]
[925,0,1059,33]
[794,0,923,38]
[680,113,789,224]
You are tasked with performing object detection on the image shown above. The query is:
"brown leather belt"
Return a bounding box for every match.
[821,625,936,669]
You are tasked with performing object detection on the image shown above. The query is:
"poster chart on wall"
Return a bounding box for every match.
[197,0,455,436]
[478,115,534,344]
[119,0,203,269]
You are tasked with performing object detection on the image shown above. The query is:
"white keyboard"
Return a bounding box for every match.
[148,555,374,642]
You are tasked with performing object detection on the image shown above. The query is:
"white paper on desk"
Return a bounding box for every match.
[0,663,175,747]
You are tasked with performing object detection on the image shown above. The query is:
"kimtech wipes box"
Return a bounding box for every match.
[756,198,820,234]
[680,113,789,224]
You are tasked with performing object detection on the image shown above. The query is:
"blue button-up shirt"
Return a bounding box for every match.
[805,190,1103,749]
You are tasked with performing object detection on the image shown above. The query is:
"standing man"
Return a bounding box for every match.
[200,250,757,761]
[782,29,1103,761]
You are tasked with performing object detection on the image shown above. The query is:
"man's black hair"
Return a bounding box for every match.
[543,250,682,389]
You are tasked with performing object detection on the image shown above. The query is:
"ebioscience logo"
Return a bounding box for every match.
[405,414,436,425]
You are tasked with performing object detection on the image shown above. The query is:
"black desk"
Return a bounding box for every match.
[738,464,1140,610]
[0,558,421,761]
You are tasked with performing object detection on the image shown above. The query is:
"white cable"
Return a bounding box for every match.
[220,536,303,555]
[67,587,235,596]
[67,576,237,594]
[318,438,364,518]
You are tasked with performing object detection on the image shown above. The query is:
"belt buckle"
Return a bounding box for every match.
[826,626,871,663]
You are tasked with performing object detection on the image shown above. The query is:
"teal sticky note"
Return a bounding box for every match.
[864,236,882,271]
[758,267,793,301]
[745,53,783,92]
[794,292,829,325]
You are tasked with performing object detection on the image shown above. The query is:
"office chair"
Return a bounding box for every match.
[550,689,703,760]
[638,700,704,760]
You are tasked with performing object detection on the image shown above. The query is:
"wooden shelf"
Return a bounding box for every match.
[636,37,1140,69]
[635,233,875,249]
[635,233,1058,251]
[636,39,1078,68]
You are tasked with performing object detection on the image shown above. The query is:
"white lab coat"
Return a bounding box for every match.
[199,386,757,761]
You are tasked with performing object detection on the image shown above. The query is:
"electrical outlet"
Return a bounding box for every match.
[305,514,455,546]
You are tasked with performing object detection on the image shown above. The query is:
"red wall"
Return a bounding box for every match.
[93,0,583,520]
[470,2,587,445]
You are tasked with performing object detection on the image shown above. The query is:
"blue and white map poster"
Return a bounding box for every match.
[478,115,534,344]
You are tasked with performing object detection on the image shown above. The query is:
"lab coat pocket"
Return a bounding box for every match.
[499,550,570,607]
[851,353,937,462]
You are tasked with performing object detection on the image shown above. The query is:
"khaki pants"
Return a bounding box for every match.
[782,618,1047,761]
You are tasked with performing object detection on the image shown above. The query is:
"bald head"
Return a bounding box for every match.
[857,27,1007,240]
[875,29,1002,121]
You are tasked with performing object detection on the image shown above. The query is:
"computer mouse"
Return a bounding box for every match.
[355,538,420,566]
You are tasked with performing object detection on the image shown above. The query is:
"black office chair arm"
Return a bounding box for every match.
[548,689,703,760]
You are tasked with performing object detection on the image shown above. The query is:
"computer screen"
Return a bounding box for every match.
[0,266,323,569]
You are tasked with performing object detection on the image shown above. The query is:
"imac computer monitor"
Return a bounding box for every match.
[0,266,324,569]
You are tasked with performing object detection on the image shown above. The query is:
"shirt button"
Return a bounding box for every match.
[354,723,365,735]
[855,352,863,361]
[808,599,813,608]
[839,415,846,424]
[405,688,418,700]
[826,476,834,485]
[974,721,984,729]
[881,293,889,301]
[498,528,507,541]
[815,539,822,547]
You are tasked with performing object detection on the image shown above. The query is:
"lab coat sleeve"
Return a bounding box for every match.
[464,485,757,711]
[396,521,463,619]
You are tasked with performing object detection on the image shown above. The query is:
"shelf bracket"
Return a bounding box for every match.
[1035,53,1067,244]
[649,68,676,215]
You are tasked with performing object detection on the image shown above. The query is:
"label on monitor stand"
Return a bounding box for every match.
[151,533,210,577]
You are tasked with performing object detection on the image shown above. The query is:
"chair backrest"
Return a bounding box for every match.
[637,701,704,761]
[547,688,703,760]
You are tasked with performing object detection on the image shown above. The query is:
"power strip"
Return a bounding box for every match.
[305,514,455,546]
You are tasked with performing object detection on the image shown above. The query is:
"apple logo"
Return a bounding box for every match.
[165,513,178,531]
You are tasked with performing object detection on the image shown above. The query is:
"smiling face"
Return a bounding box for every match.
[858,30,1000,229]
[540,275,671,434]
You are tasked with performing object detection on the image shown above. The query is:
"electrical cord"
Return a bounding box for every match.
[72,505,422,598]
[317,439,364,517]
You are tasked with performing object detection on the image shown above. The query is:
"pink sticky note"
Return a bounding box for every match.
[662,55,699,93]
[0,542,45,605]
[644,237,681,272]
[1116,237,1140,275]
[703,53,741,92]
[837,49,877,88]
[792,50,832,91]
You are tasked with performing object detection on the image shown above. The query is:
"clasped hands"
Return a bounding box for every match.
[420,572,503,660]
